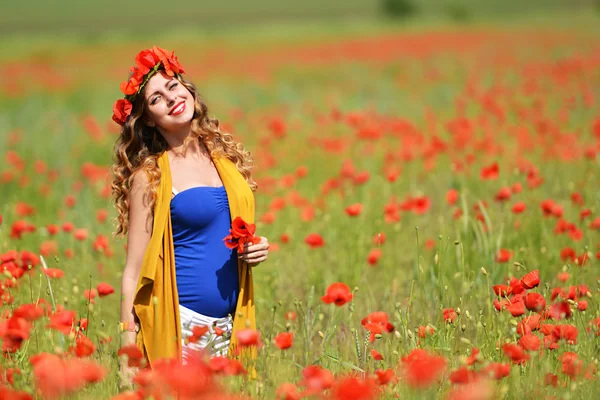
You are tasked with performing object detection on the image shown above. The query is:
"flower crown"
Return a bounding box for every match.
[112,46,185,126]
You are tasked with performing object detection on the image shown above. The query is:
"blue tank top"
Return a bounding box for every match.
[170,185,239,318]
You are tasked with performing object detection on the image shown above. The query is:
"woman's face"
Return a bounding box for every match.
[143,70,194,133]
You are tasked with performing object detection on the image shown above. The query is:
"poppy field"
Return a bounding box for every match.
[1,14,600,399]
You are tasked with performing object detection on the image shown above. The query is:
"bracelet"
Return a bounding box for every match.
[119,321,140,333]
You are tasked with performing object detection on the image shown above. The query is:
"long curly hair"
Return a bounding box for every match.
[110,71,257,238]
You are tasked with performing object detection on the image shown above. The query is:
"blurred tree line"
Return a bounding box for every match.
[380,0,597,22]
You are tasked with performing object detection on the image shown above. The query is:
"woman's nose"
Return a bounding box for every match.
[166,93,178,105]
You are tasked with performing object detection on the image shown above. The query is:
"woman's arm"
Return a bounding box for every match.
[120,170,153,347]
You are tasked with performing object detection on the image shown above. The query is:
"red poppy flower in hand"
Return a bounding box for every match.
[223,216,261,253]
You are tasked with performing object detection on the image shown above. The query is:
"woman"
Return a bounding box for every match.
[110,46,269,373]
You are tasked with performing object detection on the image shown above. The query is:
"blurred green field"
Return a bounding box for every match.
[1,0,595,35]
[0,6,600,400]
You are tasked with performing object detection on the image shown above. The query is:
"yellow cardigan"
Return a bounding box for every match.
[134,150,256,366]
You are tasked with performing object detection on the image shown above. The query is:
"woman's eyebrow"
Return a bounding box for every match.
[148,79,174,99]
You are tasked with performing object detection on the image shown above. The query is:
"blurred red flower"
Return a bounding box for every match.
[330,375,378,400]
[117,344,145,368]
[299,365,334,396]
[321,282,353,306]
[276,383,300,400]
[304,233,324,248]
[443,308,457,323]
[345,203,363,217]
[400,349,447,388]
[235,328,262,348]
[524,293,546,312]
[502,343,529,364]
[274,332,294,350]
[495,249,512,263]
[97,282,115,297]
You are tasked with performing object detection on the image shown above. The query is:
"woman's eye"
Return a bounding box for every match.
[170,83,177,90]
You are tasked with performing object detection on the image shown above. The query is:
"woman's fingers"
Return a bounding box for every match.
[239,237,269,256]
[241,250,268,262]
[238,236,269,265]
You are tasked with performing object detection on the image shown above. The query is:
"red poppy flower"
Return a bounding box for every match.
[321,282,353,306]
[552,324,578,344]
[482,363,510,380]
[13,303,45,321]
[274,332,294,350]
[276,383,300,400]
[0,316,31,352]
[495,249,512,263]
[443,308,457,323]
[400,349,447,388]
[412,196,431,215]
[96,282,115,297]
[417,325,435,338]
[230,216,256,238]
[47,310,76,335]
[502,343,529,364]
[345,203,363,217]
[506,301,526,317]
[235,328,262,348]
[549,301,572,320]
[152,46,185,76]
[299,365,334,396]
[330,375,378,400]
[72,334,95,358]
[480,162,499,180]
[374,368,397,386]
[213,326,225,336]
[492,285,511,297]
[304,233,325,248]
[361,312,394,342]
[208,356,246,376]
[518,334,541,351]
[119,73,140,96]
[135,49,161,74]
[117,344,145,368]
[495,187,511,201]
[187,325,209,344]
[561,352,583,378]
[42,268,64,279]
[284,311,296,321]
[223,216,261,253]
[512,201,526,214]
[560,247,576,261]
[31,353,107,398]
[545,373,559,387]
[370,349,383,361]
[520,269,540,289]
[446,189,459,205]
[524,293,546,312]
[448,366,478,384]
[366,248,382,266]
[466,347,480,365]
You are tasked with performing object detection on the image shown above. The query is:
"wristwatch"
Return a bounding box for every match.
[119,321,140,333]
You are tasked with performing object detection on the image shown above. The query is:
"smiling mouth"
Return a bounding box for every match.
[170,101,186,116]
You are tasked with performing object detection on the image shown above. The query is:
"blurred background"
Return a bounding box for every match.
[1,0,597,35]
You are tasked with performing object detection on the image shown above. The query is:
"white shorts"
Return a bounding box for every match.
[179,304,233,363]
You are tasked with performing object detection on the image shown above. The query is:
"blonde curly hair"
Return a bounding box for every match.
[110,72,257,237]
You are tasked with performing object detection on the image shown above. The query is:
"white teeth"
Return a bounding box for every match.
[172,103,184,114]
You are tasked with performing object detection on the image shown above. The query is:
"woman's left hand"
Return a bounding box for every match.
[239,236,269,266]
